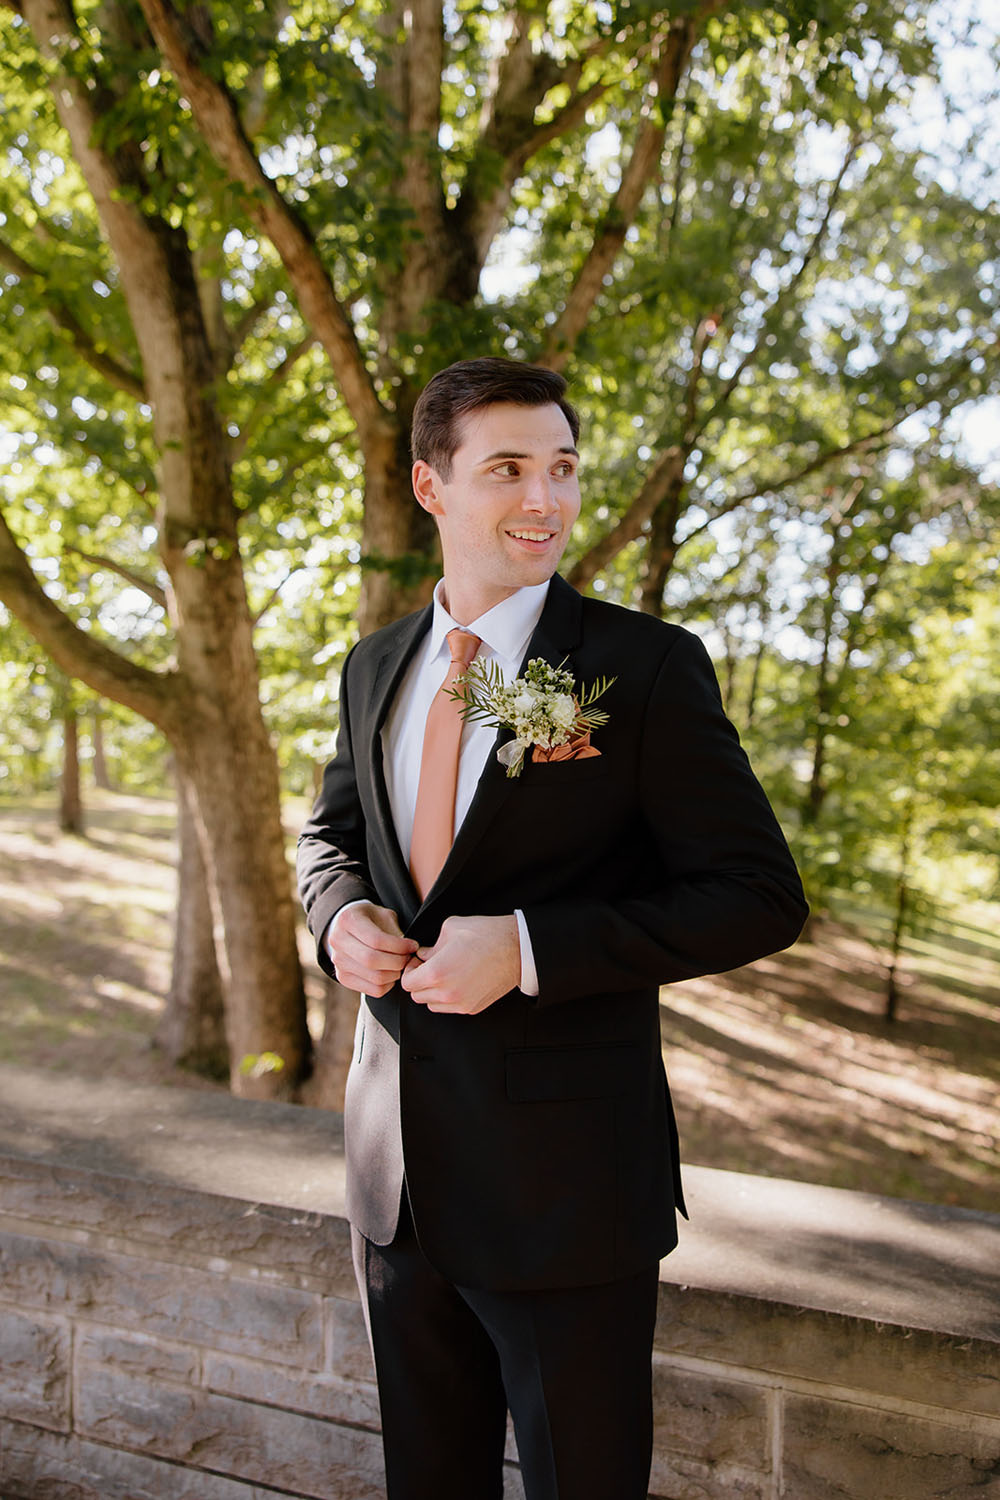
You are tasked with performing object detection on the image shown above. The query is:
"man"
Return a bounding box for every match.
[297,357,808,1500]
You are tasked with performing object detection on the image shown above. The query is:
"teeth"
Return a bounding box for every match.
[508,529,552,541]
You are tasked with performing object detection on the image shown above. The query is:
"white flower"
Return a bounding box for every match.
[446,658,616,779]
[550,694,576,731]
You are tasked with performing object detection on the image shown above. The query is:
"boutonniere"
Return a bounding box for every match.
[447,657,615,779]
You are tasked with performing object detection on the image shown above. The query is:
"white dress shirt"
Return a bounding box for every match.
[330,579,549,994]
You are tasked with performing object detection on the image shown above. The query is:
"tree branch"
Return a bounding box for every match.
[230,292,276,354]
[451,22,613,283]
[0,507,179,732]
[389,0,451,324]
[0,235,146,400]
[136,0,393,451]
[230,333,318,461]
[404,0,445,231]
[63,544,167,608]
[251,566,299,626]
[569,312,719,586]
[541,12,711,371]
[567,444,685,590]
[696,135,860,435]
[681,343,997,547]
[569,328,988,591]
[683,313,722,442]
[20,0,232,525]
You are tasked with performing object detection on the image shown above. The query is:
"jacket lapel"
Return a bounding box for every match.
[362,606,432,916]
[426,576,584,907]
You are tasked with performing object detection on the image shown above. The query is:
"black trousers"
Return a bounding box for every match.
[353,1197,659,1500]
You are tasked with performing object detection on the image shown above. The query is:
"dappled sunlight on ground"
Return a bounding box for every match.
[1,793,997,1209]
[662,917,1000,1213]
[0,794,182,1080]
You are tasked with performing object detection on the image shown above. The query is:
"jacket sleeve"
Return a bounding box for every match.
[521,630,809,1006]
[296,645,379,975]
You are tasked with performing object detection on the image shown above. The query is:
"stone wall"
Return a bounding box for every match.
[0,1065,998,1500]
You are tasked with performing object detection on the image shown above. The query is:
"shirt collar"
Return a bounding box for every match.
[428,579,551,669]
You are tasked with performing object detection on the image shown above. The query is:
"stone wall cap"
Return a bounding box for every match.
[666,1164,1000,1344]
[0,1063,345,1215]
[1,1064,997,1343]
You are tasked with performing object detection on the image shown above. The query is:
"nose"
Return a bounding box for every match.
[520,471,551,512]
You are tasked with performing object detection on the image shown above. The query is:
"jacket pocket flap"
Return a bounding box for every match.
[505,1043,638,1102]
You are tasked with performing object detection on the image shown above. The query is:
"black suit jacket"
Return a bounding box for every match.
[297,575,808,1292]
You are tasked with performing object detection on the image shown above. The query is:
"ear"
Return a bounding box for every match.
[412,460,444,515]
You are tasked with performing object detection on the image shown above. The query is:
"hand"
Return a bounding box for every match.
[327,902,418,997]
[400,914,521,1016]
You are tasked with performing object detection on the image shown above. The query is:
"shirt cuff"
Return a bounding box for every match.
[514,908,539,996]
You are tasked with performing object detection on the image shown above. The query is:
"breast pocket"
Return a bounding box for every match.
[519,757,613,787]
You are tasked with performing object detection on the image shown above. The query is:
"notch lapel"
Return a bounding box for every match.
[362,607,432,919]
[424,576,585,907]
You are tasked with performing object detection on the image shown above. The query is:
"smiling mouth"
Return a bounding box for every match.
[506,528,556,542]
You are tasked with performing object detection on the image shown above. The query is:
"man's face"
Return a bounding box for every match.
[412,401,581,620]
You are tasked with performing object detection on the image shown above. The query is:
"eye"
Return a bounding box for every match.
[492,462,520,477]
[553,461,577,478]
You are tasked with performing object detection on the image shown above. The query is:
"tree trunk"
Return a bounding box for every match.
[356,410,439,637]
[803,544,842,825]
[169,666,312,1098]
[16,0,312,1100]
[158,764,228,1079]
[636,484,684,616]
[300,976,359,1112]
[59,710,84,834]
[720,623,738,709]
[745,635,766,730]
[884,818,913,1024]
[91,705,112,790]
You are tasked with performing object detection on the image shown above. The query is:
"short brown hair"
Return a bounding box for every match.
[411,357,580,478]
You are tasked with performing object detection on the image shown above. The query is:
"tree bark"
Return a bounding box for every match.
[356,417,440,636]
[636,481,685,615]
[744,633,767,731]
[885,817,913,1025]
[158,764,228,1079]
[91,706,112,790]
[803,528,844,826]
[59,710,84,834]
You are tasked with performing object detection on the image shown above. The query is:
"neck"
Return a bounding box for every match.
[440,579,518,626]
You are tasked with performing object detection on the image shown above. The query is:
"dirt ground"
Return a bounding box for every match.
[1,791,998,1214]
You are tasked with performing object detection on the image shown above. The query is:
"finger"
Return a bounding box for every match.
[339,904,417,953]
[336,965,403,998]
[401,956,442,995]
[334,937,409,978]
[351,922,417,957]
[336,918,416,958]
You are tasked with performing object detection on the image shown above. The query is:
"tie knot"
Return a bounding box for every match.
[446,628,481,671]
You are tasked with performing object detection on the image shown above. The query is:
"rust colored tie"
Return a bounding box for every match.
[409,628,482,899]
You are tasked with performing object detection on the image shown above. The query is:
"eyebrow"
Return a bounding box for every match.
[478,446,580,463]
